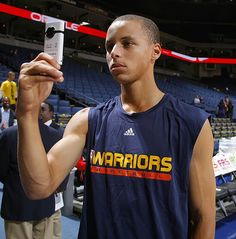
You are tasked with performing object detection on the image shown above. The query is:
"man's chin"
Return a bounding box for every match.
[112,74,130,84]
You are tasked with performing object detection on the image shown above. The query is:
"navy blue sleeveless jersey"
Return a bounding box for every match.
[78,94,209,239]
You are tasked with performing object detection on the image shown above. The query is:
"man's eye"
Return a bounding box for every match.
[123,42,132,48]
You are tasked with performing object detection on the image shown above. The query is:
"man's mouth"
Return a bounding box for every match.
[111,63,126,70]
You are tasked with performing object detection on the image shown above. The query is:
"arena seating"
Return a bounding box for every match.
[216,186,230,217]
[211,118,236,139]
[216,171,236,218]
[1,43,236,119]
[0,63,9,83]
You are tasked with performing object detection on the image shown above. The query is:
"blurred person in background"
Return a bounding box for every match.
[0,96,15,133]
[0,120,66,239]
[217,97,228,118]
[40,101,64,134]
[16,14,215,239]
[224,96,234,120]
[0,71,17,111]
[193,95,200,104]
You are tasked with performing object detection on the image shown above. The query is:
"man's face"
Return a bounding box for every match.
[40,103,53,123]
[8,73,15,82]
[2,97,10,109]
[106,20,156,84]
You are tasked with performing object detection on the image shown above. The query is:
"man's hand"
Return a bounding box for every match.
[16,53,64,120]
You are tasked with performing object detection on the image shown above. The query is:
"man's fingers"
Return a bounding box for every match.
[33,52,61,70]
[20,60,63,82]
[20,74,64,85]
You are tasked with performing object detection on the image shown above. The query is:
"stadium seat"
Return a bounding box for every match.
[48,94,59,100]
[216,186,229,217]
[216,171,236,217]
[59,100,70,107]
[46,98,59,107]
[219,172,236,205]
[58,106,72,115]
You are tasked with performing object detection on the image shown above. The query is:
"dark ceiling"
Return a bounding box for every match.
[82,0,236,43]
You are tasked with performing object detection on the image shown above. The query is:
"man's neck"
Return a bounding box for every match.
[120,78,164,113]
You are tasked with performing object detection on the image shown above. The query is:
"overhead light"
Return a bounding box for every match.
[80,22,90,26]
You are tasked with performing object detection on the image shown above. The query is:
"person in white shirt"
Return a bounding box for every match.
[193,95,201,104]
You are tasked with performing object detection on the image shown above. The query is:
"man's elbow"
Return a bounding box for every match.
[23,186,53,200]
[190,208,215,239]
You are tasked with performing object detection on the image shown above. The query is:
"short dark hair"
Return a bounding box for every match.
[44,101,54,113]
[112,14,160,44]
[8,71,15,77]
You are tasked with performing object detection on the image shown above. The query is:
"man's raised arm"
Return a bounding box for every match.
[16,53,88,199]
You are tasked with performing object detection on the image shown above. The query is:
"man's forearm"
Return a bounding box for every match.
[17,117,52,199]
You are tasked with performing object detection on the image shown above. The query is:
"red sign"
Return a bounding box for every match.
[0,3,106,38]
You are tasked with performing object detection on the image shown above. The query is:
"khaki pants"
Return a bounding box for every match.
[4,210,61,239]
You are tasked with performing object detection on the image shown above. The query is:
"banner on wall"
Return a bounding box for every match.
[213,153,236,176]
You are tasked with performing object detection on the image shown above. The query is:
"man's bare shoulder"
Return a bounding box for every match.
[64,107,90,136]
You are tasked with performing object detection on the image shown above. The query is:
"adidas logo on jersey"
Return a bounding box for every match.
[124,128,135,136]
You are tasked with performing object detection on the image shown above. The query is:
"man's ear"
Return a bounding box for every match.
[152,43,161,63]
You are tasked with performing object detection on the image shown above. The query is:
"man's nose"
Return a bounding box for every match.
[111,44,121,58]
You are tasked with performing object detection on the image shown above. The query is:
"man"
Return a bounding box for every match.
[41,100,64,133]
[0,120,64,239]
[224,95,234,119]
[0,71,17,111]
[16,15,216,239]
[0,96,15,133]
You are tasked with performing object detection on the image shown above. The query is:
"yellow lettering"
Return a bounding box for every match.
[123,154,133,168]
[137,154,149,169]
[148,155,161,171]
[133,154,137,168]
[105,152,113,166]
[114,153,124,167]
[92,151,105,165]
[161,157,172,172]
[92,151,172,174]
